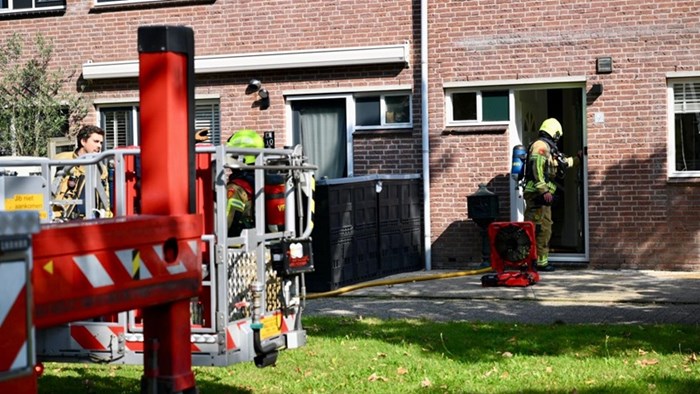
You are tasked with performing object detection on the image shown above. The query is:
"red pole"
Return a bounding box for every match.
[137,25,197,394]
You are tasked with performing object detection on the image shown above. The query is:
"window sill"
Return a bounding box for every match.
[442,125,508,135]
[90,0,214,13]
[667,176,700,185]
[354,128,414,136]
[0,7,65,20]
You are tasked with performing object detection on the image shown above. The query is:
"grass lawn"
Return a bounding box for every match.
[39,316,699,393]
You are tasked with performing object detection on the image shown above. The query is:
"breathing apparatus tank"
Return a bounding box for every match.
[511,144,527,182]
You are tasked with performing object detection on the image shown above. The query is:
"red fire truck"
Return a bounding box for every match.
[0,25,315,393]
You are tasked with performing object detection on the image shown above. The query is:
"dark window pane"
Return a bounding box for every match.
[385,95,410,124]
[452,92,477,121]
[675,113,700,171]
[356,96,380,126]
[482,90,509,121]
[36,0,64,6]
[14,0,32,9]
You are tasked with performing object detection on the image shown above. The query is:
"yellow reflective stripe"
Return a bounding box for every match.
[228,198,245,212]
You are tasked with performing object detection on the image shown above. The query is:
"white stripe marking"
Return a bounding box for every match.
[11,340,28,370]
[116,249,132,275]
[74,255,114,288]
[0,262,25,326]
[188,240,198,254]
[167,261,187,275]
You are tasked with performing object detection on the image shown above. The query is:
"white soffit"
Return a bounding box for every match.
[82,43,410,80]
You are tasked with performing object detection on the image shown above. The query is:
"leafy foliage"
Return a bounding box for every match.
[0,33,87,157]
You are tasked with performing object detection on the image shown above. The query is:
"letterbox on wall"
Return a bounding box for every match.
[467,184,499,226]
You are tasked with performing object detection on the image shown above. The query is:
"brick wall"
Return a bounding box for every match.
[3,0,700,270]
[0,0,417,142]
[428,0,700,270]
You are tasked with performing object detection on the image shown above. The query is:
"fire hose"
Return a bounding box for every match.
[305,267,493,299]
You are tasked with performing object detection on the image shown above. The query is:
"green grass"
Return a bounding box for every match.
[39,316,700,393]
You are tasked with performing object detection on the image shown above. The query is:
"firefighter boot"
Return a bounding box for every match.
[536,256,555,272]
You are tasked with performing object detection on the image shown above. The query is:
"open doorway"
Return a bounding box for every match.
[513,87,588,264]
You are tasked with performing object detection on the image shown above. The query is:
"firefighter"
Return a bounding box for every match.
[523,118,580,272]
[53,125,112,221]
[225,129,264,236]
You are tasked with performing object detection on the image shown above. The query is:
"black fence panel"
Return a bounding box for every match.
[306,174,423,292]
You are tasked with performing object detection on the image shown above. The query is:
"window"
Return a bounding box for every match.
[0,0,64,12]
[446,89,510,124]
[101,107,136,149]
[98,100,220,149]
[670,81,700,176]
[355,93,412,129]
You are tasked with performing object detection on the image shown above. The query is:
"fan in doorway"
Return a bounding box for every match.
[481,222,540,287]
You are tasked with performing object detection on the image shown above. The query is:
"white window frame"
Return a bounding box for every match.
[96,96,221,149]
[285,94,355,177]
[667,74,700,179]
[99,105,138,149]
[353,92,413,130]
[0,0,65,13]
[445,88,511,126]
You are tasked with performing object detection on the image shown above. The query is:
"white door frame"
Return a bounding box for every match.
[509,83,590,264]
[285,94,355,176]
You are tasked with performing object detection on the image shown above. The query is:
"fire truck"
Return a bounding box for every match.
[0,25,315,393]
[21,139,316,365]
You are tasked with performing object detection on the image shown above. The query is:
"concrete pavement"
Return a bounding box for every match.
[303,269,700,324]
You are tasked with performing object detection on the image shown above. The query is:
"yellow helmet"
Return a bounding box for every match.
[227,129,264,164]
[539,118,562,141]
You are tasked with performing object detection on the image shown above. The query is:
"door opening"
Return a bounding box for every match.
[513,87,587,263]
[291,98,348,180]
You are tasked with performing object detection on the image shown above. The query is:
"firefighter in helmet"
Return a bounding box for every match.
[226,129,264,236]
[523,118,581,272]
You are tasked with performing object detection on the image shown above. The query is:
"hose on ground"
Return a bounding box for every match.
[305,266,493,299]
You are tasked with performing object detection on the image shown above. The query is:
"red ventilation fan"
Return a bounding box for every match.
[481,221,540,287]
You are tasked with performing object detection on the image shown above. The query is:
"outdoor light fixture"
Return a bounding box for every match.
[246,79,262,94]
[589,83,603,95]
[596,57,613,74]
[245,79,269,110]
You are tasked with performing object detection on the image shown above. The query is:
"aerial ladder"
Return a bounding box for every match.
[0,25,315,393]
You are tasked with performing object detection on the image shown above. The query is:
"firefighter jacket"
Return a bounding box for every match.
[523,138,579,196]
[53,151,111,220]
[226,174,254,236]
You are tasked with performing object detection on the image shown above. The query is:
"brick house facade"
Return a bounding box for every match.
[1,0,699,270]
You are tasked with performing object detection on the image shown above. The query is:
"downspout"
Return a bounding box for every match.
[420,0,432,270]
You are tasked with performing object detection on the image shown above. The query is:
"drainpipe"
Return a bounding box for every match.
[420,0,432,270]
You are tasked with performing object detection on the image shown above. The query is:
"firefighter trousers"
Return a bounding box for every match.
[524,196,552,266]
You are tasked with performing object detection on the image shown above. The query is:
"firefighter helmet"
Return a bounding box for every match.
[227,129,264,164]
[539,118,562,141]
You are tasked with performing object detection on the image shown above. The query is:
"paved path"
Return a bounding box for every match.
[303,270,700,324]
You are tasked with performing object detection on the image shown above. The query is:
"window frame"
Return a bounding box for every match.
[353,92,413,131]
[0,0,65,14]
[445,88,511,126]
[96,97,221,149]
[667,77,700,179]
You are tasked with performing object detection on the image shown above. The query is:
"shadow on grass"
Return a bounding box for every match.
[37,364,254,394]
[304,316,700,362]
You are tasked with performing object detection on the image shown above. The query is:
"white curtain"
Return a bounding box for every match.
[298,103,346,179]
